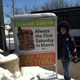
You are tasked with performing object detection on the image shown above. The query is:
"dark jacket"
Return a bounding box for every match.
[58,21,77,60]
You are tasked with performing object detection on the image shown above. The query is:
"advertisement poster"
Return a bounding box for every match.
[13,13,57,66]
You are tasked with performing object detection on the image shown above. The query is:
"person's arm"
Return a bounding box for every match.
[70,38,77,59]
[70,37,78,63]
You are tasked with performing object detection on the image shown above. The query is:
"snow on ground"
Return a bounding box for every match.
[0,66,75,80]
[20,66,63,80]
[0,67,21,80]
[0,49,75,80]
[0,53,18,62]
[0,49,3,53]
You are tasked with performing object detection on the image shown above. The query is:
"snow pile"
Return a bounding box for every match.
[0,66,75,80]
[0,66,54,80]
[0,67,21,80]
[19,66,54,80]
[21,66,54,79]
[0,53,18,62]
[0,49,4,53]
[0,52,21,80]
[0,67,41,80]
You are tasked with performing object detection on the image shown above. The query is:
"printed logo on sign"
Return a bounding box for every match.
[17,27,35,51]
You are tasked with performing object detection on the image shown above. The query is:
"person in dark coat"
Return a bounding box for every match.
[58,21,77,80]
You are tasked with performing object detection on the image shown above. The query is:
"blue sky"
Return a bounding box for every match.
[3,0,49,24]
[3,0,49,13]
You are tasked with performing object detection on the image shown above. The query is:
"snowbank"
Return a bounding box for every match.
[0,53,18,63]
[0,67,21,80]
[0,66,75,80]
[0,52,21,73]
[0,52,21,80]
[0,49,4,53]
[0,66,54,80]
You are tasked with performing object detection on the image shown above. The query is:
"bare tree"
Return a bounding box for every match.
[5,0,15,24]
[14,7,24,15]
[30,5,40,12]
[74,0,80,6]
[23,6,29,14]
[4,0,41,24]
[23,4,40,14]
[41,0,80,10]
[41,0,68,10]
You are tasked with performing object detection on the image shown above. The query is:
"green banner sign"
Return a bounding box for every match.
[14,18,55,27]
